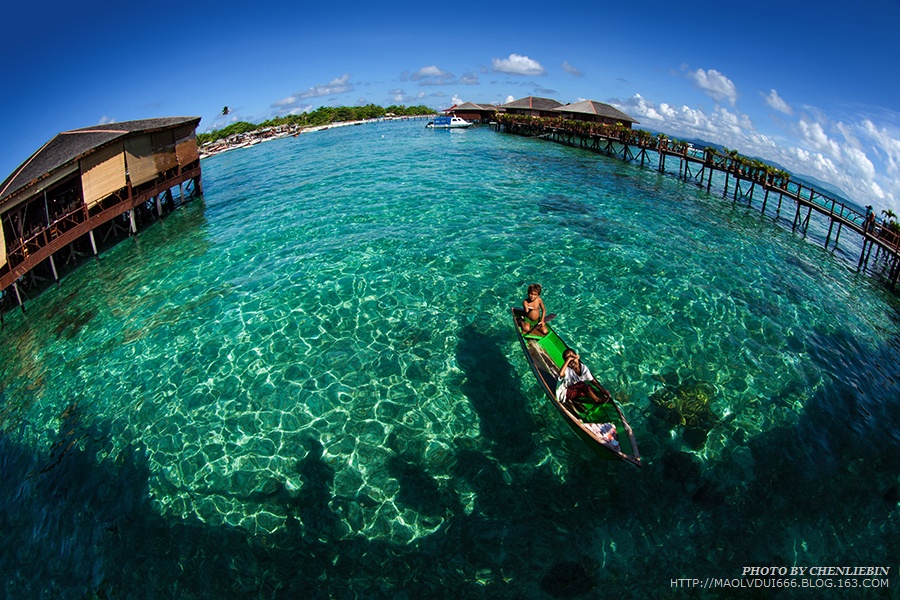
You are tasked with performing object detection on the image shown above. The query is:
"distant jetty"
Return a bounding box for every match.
[494,113,900,291]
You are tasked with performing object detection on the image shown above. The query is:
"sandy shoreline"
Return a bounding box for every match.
[198,115,434,160]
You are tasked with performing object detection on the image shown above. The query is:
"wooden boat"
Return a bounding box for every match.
[511,308,641,467]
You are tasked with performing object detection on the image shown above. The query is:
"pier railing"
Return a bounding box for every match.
[0,164,202,296]
[494,114,900,288]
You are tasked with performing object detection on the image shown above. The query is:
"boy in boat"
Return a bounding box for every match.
[557,348,611,412]
[515,283,549,336]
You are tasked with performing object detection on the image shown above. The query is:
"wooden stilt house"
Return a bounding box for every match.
[0,116,202,310]
[499,96,564,118]
[553,100,639,129]
[445,102,499,124]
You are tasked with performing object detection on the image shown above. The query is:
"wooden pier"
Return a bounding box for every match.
[495,115,900,289]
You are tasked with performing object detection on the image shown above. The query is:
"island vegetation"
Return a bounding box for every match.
[197,104,435,145]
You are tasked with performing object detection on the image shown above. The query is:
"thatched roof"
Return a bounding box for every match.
[500,96,563,111]
[553,100,639,124]
[0,116,201,205]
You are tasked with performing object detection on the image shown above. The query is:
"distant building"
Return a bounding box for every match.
[444,102,499,124]
[0,116,202,308]
[499,96,564,118]
[553,100,639,129]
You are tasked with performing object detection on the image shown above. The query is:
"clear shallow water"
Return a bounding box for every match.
[1,121,898,597]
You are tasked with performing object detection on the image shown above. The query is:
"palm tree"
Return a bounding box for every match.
[882,209,896,224]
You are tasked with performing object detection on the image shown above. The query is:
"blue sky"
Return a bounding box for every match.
[3,0,899,213]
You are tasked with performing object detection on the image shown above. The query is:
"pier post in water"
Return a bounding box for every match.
[49,255,59,283]
[13,282,24,313]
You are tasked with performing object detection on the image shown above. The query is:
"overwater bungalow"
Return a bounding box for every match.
[444,102,499,124]
[0,116,202,311]
[499,96,564,118]
[553,99,639,129]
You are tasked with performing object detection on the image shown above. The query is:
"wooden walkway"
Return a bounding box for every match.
[1,165,202,313]
[495,117,900,288]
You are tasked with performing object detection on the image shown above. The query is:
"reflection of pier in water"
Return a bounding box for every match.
[0,117,203,318]
[495,115,900,289]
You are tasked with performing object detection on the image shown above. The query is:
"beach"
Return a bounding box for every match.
[198,115,434,160]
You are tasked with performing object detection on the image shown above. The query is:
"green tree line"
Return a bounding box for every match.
[197,104,435,145]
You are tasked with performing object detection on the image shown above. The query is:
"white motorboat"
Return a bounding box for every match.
[425,115,473,129]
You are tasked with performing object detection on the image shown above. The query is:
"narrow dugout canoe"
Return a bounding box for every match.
[512,308,641,467]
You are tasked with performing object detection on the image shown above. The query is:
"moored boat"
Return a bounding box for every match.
[511,308,641,467]
[425,115,473,129]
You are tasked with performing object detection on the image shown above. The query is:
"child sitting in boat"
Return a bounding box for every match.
[557,348,611,412]
[515,283,550,336]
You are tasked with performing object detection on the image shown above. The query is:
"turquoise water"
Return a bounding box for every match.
[1,120,898,597]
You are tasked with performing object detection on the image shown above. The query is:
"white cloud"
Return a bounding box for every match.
[413,65,445,78]
[689,68,738,106]
[658,103,677,119]
[843,145,876,180]
[406,66,478,87]
[272,95,298,107]
[98,116,116,125]
[615,94,753,144]
[492,54,545,76]
[272,93,315,116]
[625,94,663,121]
[272,75,355,115]
[561,61,582,77]
[763,89,792,115]
[452,95,464,106]
[389,89,406,103]
[411,66,454,86]
[836,121,862,150]
[298,74,354,99]
[798,117,842,158]
[504,95,515,104]
[459,72,479,85]
[861,119,900,176]
[714,106,753,135]
[619,90,900,212]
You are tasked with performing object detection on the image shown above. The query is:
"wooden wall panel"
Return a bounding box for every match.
[81,143,125,207]
[175,126,199,166]
[152,130,178,172]
[125,135,157,186]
